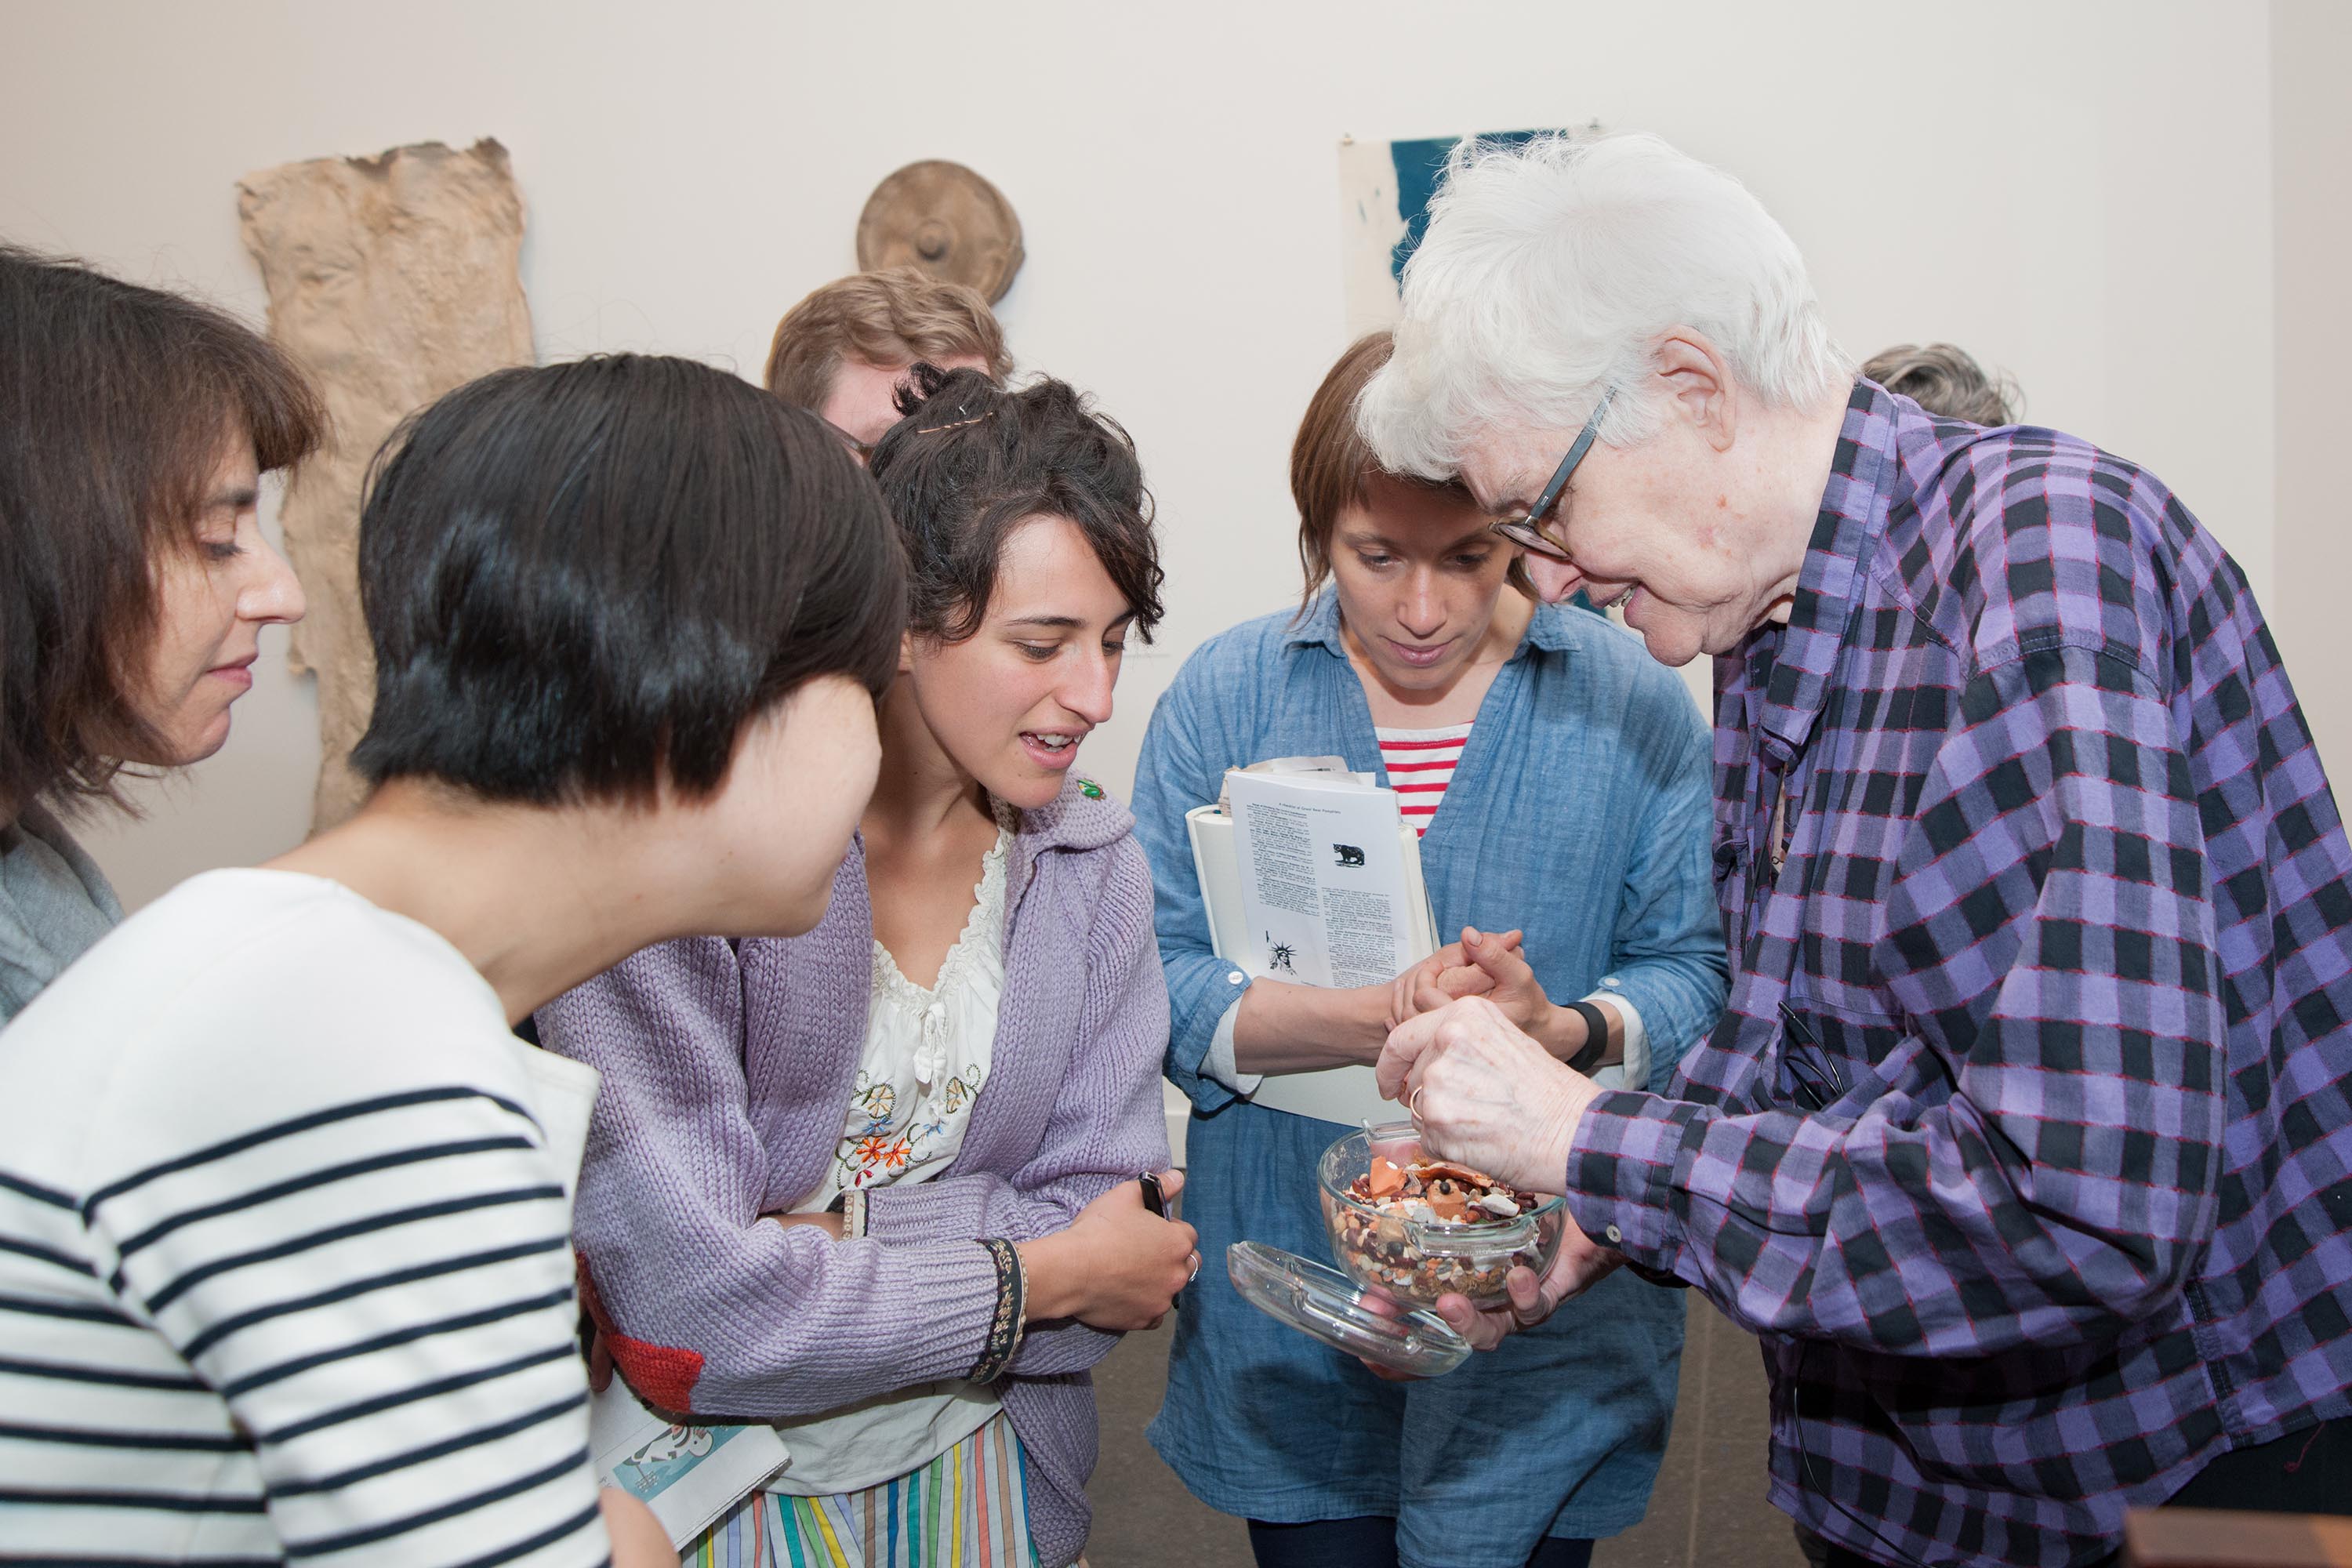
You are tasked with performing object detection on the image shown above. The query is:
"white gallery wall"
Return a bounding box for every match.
[2270,0,2352,797]
[0,0,2328,908]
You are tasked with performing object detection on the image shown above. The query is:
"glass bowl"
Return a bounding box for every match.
[1316,1120,1565,1308]
[1225,1240,1470,1378]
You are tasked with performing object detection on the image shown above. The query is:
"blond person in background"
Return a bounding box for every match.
[765,267,1012,459]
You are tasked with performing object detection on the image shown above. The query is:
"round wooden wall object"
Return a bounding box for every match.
[855,160,1025,303]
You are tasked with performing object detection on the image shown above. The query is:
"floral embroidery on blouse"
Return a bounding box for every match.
[834,1062,985,1190]
[822,808,1012,1200]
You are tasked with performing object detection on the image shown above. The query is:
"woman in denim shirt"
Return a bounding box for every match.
[1135,335,1727,1568]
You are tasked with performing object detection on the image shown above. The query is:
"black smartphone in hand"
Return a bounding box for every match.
[1138,1171,1167,1218]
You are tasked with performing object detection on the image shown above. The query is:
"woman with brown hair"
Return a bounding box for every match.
[0,349,898,1565]
[1134,332,1726,1568]
[538,365,1194,1568]
[0,243,320,1018]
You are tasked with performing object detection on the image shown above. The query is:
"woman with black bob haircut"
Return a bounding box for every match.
[0,243,321,1021]
[0,352,900,1567]
[539,364,1196,1568]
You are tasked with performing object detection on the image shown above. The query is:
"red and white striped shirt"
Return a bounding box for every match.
[1377,722,1472,837]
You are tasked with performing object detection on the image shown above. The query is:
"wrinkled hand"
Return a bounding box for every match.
[1379,996,1597,1196]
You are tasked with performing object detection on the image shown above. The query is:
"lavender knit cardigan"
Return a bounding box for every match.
[534,776,1171,1568]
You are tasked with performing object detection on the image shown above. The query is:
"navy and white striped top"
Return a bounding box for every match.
[0,869,607,1566]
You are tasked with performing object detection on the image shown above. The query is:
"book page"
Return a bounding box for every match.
[1225,771,1417,988]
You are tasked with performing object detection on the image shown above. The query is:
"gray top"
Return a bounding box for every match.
[0,803,124,1022]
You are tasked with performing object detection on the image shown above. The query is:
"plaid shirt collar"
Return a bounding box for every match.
[1751,379,1906,768]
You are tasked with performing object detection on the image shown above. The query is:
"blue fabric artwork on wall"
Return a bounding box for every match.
[1387,129,1551,285]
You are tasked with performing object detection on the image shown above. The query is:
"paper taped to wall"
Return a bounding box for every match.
[1338,123,1601,339]
[237,138,535,833]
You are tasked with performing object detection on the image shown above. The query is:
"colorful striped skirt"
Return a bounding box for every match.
[689,1410,1040,1568]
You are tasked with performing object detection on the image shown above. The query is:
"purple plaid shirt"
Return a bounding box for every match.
[1564,380,2352,1567]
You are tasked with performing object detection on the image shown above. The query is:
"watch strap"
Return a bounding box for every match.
[1564,1000,1611,1075]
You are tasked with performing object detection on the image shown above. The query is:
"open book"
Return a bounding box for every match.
[1186,757,1439,1125]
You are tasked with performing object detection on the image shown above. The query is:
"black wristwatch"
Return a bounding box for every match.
[1563,1000,1611,1075]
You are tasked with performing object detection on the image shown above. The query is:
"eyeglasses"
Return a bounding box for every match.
[1487,386,1617,563]
[822,417,876,462]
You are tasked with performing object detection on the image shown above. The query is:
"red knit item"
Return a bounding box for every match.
[578,1255,704,1412]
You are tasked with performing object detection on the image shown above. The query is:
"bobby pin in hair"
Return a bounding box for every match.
[914,407,996,436]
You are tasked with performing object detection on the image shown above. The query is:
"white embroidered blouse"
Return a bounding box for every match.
[798,814,1010,1211]
[768,810,1014,1494]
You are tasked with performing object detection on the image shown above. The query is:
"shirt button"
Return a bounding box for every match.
[1229,971,1245,985]
[1605,1224,1624,1244]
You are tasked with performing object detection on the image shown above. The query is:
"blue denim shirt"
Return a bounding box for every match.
[1135,594,1729,1561]
[1141,593,1725,1106]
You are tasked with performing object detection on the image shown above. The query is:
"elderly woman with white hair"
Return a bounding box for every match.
[1362,132,2352,1568]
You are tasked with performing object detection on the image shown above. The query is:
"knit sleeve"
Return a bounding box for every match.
[861,833,1174,1377]
[535,938,1008,1420]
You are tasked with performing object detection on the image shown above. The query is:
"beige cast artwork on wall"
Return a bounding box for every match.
[236,138,535,831]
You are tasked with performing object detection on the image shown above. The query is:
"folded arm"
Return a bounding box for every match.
[861,837,1178,1374]
[538,940,1004,1421]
